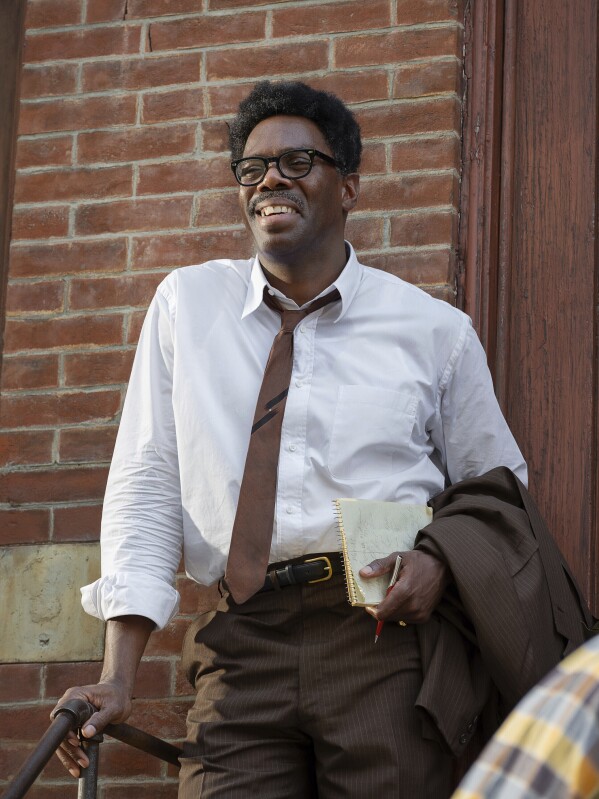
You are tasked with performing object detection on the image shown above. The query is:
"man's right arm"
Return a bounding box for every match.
[53,614,154,778]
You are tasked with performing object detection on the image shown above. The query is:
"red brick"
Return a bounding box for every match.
[59,425,118,462]
[103,784,178,799]
[0,742,35,784]
[126,311,146,343]
[200,119,229,152]
[25,0,82,28]
[22,786,83,799]
[81,53,200,93]
[64,349,135,386]
[393,57,461,99]
[209,0,269,7]
[133,659,173,698]
[356,97,460,139]
[391,134,460,171]
[427,284,456,303]
[359,173,457,212]
[127,0,202,16]
[0,508,50,543]
[23,25,142,63]
[0,703,55,741]
[345,216,385,250]
[16,135,74,169]
[145,618,188,656]
[5,280,64,314]
[206,41,328,81]
[0,431,53,467]
[92,739,162,777]
[1,355,59,390]
[21,64,78,99]
[77,124,196,165]
[14,165,132,204]
[360,142,387,174]
[175,661,195,697]
[126,698,190,739]
[148,12,265,52]
[142,87,206,124]
[19,95,136,136]
[11,207,70,240]
[207,73,390,116]
[131,229,251,270]
[334,25,461,69]
[176,575,202,615]
[75,197,192,235]
[0,665,42,702]
[4,315,123,352]
[193,190,241,229]
[0,466,109,504]
[365,248,454,285]
[138,157,230,195]
[0,390,121,427]
[396,0,462,25]
[273,0,390,36]
[390,210,456,247]
[53,504,103,541]
[44,662,103,699]
[69,273,163,311]
[9,239,128,278]
[85,0,127,23]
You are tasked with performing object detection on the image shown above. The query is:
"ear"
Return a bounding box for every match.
[341,173,360,213]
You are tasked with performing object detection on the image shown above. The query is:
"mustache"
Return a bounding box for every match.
[248,191,305,216]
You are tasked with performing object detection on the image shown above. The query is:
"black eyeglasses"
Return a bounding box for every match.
[231,148,338,186]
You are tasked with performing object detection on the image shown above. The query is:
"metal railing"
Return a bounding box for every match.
[1,698,182,799]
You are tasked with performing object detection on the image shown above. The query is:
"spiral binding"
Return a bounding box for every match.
[333,499,356,605]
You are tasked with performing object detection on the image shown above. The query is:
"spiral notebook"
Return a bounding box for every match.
[333,499,433,607]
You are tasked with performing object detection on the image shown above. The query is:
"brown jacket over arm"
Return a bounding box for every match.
[413,466,593,757]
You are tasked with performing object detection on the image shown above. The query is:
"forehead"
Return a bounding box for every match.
[242,115,330,157]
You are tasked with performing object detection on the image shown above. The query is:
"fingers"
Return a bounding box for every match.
[366,550,449,624]
[52,682,132,777]
[359,551,402,578]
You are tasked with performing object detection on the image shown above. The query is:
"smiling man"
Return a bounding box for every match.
[53,82,527,798]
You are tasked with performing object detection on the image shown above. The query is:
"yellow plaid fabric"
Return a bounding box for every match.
[453,636,599,799]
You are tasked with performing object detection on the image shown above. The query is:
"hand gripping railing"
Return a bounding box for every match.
[1,698,183,799]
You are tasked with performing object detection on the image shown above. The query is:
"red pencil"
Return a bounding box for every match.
[374,555,402,643]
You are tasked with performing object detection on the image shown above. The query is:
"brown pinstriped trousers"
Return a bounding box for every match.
[178,571,452,798]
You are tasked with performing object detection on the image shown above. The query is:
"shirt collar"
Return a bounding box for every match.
[241,241,362,323]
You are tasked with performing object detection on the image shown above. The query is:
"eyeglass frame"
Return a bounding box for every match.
[230,148,338,186]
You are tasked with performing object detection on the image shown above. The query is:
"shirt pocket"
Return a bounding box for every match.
[327,385,418,480]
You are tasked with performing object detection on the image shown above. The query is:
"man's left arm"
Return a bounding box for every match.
[360,321,527,624]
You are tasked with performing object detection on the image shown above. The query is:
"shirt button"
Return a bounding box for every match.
[289,444,297,452]
[295,380,302,387]
[299,326,306,333]
[286,506,293,514]
[268,289,274,295]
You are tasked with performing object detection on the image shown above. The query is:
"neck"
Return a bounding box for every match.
[258,241,348,306]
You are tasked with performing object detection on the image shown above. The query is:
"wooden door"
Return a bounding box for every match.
[461,0,599,610]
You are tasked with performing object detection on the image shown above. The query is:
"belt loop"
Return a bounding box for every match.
[269,569,282,590]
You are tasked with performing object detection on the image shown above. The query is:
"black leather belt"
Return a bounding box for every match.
[258,552,343,592]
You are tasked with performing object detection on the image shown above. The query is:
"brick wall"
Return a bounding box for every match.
[0,0,464,794]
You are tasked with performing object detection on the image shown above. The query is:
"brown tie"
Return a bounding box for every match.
[225,285,341,603]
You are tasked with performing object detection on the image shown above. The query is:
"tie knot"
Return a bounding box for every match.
[263,287,341,331]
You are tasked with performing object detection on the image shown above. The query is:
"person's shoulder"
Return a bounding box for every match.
[156,257,254,302]
[360,264,470,331]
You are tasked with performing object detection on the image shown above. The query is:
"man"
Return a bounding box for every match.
[452,635,599,799]
[54,81,527,797]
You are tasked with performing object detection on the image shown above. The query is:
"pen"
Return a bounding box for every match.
[374,555,402,643]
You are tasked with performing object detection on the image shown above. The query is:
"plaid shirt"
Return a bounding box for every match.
[453,635,599,799]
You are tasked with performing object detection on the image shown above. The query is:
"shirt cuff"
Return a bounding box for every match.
[81,571,180,631]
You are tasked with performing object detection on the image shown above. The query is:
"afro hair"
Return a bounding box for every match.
[228,80,362,175]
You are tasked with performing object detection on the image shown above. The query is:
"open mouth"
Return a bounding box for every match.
[256,205,299,217]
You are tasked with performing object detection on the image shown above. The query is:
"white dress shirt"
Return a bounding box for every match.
[81,244,527,629]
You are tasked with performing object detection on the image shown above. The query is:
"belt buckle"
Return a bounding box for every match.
[305,555,333,584]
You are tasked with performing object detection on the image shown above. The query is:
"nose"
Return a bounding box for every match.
[257,161,293,191]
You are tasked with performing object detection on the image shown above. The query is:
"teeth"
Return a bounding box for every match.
[260,205,296,216]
